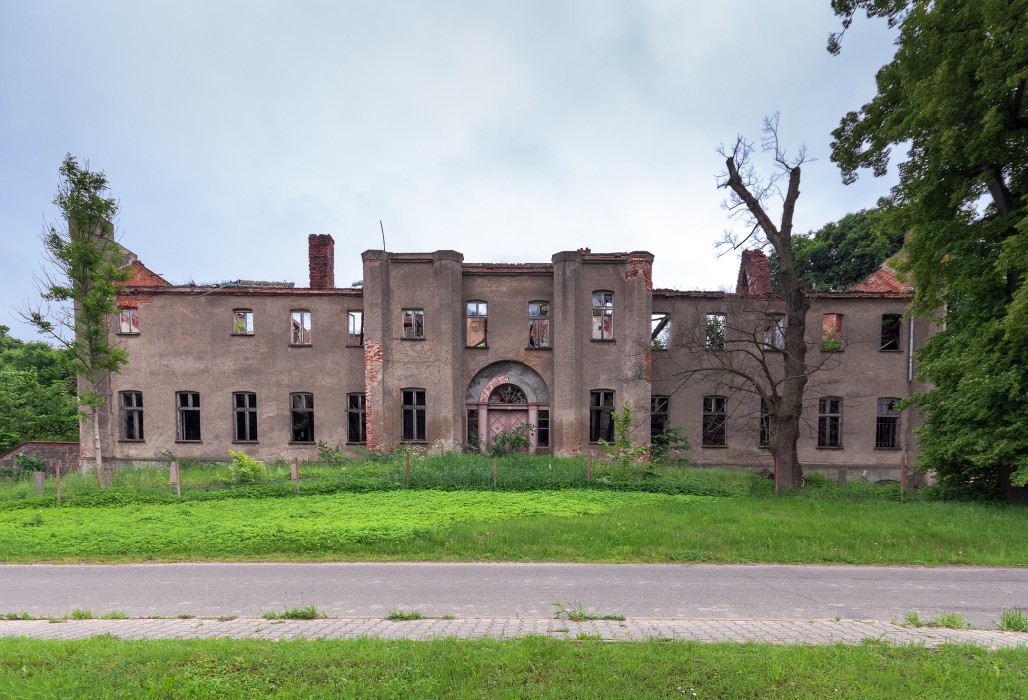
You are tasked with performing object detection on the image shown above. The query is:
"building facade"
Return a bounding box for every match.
[90,235,929,480]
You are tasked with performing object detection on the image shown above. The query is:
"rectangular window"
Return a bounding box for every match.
[591,291,614,340]
[290,393,315,442]
[233,309,254,335]
[818,397,843,448]
[291,310,312,345]
[466,408,480,450]
[401,389,427,441]
[233,392,257,442]
[120,391,144,441]
[651,313,671,350]
[466,301,487,348]
[705,313,726,350]
[876,398,900,449]
[650,396,670,436]
[702,395,727,447]
[176,391,201,442]
[528,302,550,348]
[822,313,843,352]
[119,308,139,334]
[759,398,771,447]
[347,393,367,444]
[348,311,364,346]
[536,408,550,448]
[764,314,784,351]
[881,314,901,351]
[589,390,615,442]
[402,309,425,339]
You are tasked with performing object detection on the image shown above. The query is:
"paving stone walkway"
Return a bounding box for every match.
[2,617,1027,648]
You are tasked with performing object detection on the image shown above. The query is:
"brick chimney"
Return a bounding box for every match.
[308,234,335,289]
[736,249,772,295]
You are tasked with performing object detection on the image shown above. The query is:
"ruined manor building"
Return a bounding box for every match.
[93,235,929,479]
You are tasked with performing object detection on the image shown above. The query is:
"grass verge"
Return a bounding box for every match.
[0,637,1025,698]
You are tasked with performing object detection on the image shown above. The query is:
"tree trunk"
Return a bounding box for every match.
[776,272,810,489]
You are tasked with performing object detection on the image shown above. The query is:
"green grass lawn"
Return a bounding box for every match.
[2,488,1026,565]
[1,637,1025,698]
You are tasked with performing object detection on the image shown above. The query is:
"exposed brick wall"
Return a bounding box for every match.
[736,250,772,295]
[363,340,383,449]
[308,234,336,289]
[0,441,80,475]
[849,266,913,293]
[626,253,654,292]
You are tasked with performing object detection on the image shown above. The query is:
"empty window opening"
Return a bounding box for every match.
[651,313,671,350]
[705,313,726,350]
[764,314,784,351]
[702,395,727,447]
[466,409,480,450]
[233,310,254,335]
[120,391,144,441]
[528,302,550,348]
[348,311,364,346]
[876,398,900,449]
[234,392,257,442]
[466,301,487,348]
[290,392,315,443]
[880,314,901,351]
[291,310,312,345]
[651,396,670,436]
[176,392,201,442]
[402,309,425,339]
[589,390,615,442]
[818,397,843,448]
[591,291,614,340]
[119,308,139,334]
[402,388,427,441]
[536,409,550,448]
[822,313,843,352]
[759,398,771,448]
[347,393,367,444]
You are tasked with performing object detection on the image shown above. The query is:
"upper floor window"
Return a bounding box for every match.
[119,307,139,334]
[233,392,257,442]
[822,313,843,352]
[290,392,314,443]
[702,395,727,447]
[291,310,312,345]
[589,390,615,442]
[347,393,367,444]
[119,391,144,441]
[401,388,427,441]
[348,311,364,346]
[466,301,487,348]
[651,395,670,436]
[528,302,550,348]
[233,309,254,335]
[176,391,201,442]
[705,313,726,350]
[651,313,671,350]
[759,398,771,447]
[818,397,843,448]
[881,314,902,351]
[591,291,614,340]
[764,313,784,351]
[402,309,425,339]
[875,398,900,449]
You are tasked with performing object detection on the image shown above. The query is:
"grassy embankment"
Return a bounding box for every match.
[1,456,1025,564]
[1,637,1026,698]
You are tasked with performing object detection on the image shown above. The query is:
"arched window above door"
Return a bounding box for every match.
[489,384,527,405]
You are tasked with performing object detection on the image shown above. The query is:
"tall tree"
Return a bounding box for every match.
[769,208,906,291]
[715,116,811,489]
[24,155,131,487]
[830,0,1028,493]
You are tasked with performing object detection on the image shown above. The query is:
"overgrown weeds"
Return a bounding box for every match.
[998,609,1028,632]
[553,602,625,622]
[261,605,324,620]
[387,609,424,621]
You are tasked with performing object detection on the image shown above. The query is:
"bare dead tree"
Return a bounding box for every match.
[707,115,812,489]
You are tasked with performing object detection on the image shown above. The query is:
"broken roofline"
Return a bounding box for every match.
[118,285,363,297]
[653,289,914,300]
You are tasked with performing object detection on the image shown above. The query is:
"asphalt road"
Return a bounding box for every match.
[1,563,1025,626]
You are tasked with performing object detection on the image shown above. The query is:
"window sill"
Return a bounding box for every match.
[591,338,616,343]
[816,445,844,450]
[116,332,140,336]
[525,345,552,351]
[401,337,426,341]
[874,446,901,451]
[232,440,259,444]
[231,333,254,337]
[879,349,902,353]
[701,444,728,449]
[288,441,316,445]
[466,345,489,350]
[175,440,202,444]
[346,442,367,446]
[400,440,428,444]
[289,343,313,348]
[118,439,145,443]
[820,348,844,353]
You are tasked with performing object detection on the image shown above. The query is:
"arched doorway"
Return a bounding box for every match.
[466,361,550,454]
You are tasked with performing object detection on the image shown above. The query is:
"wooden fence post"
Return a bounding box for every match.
[56,461,62,505]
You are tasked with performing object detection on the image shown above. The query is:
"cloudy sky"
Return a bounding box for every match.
[1,0,899,341]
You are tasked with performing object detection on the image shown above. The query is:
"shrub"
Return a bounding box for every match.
[228,450,267,484]
[650,426,690,464]
[488,424,533,457]
[13,453,46,472]
[598,403,648,472]
[316,441,347,466]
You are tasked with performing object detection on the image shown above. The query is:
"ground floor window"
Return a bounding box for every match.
[176,391,201,442]
[347,393,366,444]
[651,396,669,437]
[702,395,726,447]
[818,397,842,448]
[536,409,550,447]
[233,392,257,441]
[875,398,900,449]
[291,393,314,443]
[589,390,615,442]
[402,388,427,441]
[120,391,144,441]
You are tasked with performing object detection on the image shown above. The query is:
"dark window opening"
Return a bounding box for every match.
[466,409,480,450]
[347,393,367,444]
[536,409,550,448]
[650,396,670,437]
[233,392,257,441]
[818,397,843,448]
[702,395,727,446]
[881,314,901,351]
[589,390,615,442]
[120,391,144,441]
[291,392,314,443]
[759,398,771,447]
[176,392,201,442]
[402,388,427,441]
[876,398,900,449]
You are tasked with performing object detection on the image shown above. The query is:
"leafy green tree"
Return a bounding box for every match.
[23,155,131,487]
[830,0,1028,493]
[769,209,906,291]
